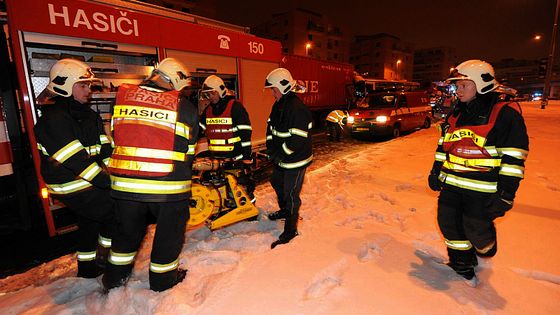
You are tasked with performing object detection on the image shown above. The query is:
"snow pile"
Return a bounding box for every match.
[0,101,559,314]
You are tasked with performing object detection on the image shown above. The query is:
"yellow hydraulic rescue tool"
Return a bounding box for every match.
[188,158,259,230]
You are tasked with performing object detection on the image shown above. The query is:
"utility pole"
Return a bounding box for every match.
[542,0,560,109]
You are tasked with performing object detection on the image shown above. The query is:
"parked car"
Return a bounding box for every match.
[347,91,432,138]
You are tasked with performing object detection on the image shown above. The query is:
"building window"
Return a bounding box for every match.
[375,52,380,57]
[376,42,380,47]
[308,34,313,40]
[335,40,339,47]
[334,53,338,59]
[283,47,289,53]
[284,33,288,40]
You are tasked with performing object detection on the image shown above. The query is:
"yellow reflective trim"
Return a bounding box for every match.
[79,162,102,181]
[448,154,501,168]
[149,258,179,273]
[98,235,112,248]
[108,158,173,173]
[209,145,234,151]
[308,122,313,129]
[99,134,110,144]
[113,146,185,161]
[175,122,191,140]
[278,155,313,169]
[37,143,49,156]
[108,250,137,265]
[113,105,177,124]
[444,239,473,250]
[290,128,308,138]
[443,161,480,172]
[271,129,291,138]
[282,142,294,155]
[435,152,446,162]
[499,164,525,178]
[228,136,241,144]
[498,147,529,160]
[206,117,232,124]
[439,172,497,193]
[77,251,96,261]
[111,176,191,194]
[438,137,444,145]
[443,128,486,147]
[241,141,252,147]
[188,145,196,155]
[52,140,83,163]
[46,179,92,194]
[103,157,110,166]
[237,124,252,130]
[209,139,226,145]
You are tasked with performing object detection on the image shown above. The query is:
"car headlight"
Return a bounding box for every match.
[375,116,388,123]
[347,116,355,124]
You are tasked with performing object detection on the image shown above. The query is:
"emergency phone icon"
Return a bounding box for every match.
[218,35,230,50]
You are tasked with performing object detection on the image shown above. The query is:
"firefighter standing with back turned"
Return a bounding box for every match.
[198,75,255,202]
[325,109,347,142]
[428,60,529,285]
[102,58,199,292]
[34,59,115,278]
[264,68,313,249]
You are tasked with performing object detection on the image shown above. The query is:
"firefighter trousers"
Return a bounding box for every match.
[270,166,307,234]
[437,188,497,267]
[326,121,342,141]
[59,187,116,278]
[103,199,189,292]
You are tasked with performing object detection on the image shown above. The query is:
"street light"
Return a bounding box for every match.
[542,0,560,109]
[396,59,402,80]
[305,43,312,56]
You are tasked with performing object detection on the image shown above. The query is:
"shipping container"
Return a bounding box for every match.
[281,54,354,125]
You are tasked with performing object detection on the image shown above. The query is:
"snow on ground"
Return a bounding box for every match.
[1,101,559,314]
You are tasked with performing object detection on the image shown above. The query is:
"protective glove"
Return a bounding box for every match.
[428,171,442,191]
[485,190,514,218]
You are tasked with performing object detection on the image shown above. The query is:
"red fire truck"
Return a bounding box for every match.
[1,0,282,236]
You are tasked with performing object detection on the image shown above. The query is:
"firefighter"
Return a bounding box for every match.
[102,58,199,292]
[198,75,255,202]
[34,59,115,278]
[264,68,313,249]
[325,109,347,142]
[428,60,529,283]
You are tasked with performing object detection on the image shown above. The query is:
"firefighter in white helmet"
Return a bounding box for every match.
[34,58,115,278]
[428,59,529,285]
[198,74,255,201]
[263,68,313,249]
[103,57,199,292]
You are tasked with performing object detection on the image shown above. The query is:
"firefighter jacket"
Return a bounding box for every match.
[431,92,529,197]
[109,84,199,202]
[199,95,252,160]
[34,96,112,196]
[266,92,313,169]
[326,110,347,126]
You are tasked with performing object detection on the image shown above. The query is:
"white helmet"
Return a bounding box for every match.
[151,58,191,91]
[264,68,295,95]
[47,59,96,97]
[201,75,228,98]
[447,59,499,94]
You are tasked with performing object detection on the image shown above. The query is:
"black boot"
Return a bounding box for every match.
[77,260,103,278]
[150,268,188,292]
[102,264,133,292]
[271,214,298,249]
[96,245,110,271]
[446,262,476,280]
[268,210,287,221]
[271,230,298,249]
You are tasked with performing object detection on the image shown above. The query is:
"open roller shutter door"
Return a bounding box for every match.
[239,59,278,148]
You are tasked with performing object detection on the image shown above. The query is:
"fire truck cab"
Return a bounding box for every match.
[1,0,282,236]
